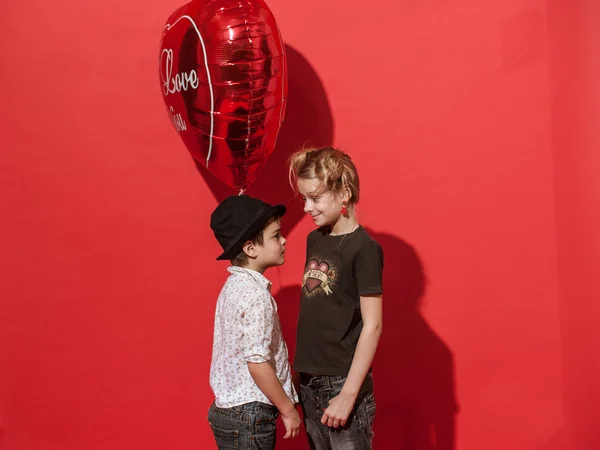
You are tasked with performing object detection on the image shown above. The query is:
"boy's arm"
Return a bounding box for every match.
[240,291,301,438]
[247,362,295,414]
[248,362,301,439]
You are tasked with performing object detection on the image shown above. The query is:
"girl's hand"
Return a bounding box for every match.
[321,391,357,428]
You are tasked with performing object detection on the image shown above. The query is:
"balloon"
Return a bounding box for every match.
[159,0,287,192]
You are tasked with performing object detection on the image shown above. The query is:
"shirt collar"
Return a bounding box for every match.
[227,266,272,292]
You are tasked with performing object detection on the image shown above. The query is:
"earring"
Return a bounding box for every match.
[341,202,348,216]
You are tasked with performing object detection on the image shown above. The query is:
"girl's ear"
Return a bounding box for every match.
[342,185,352,203]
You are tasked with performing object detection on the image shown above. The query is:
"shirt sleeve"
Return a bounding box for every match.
[238,288,275,363]
[355,239,384,296]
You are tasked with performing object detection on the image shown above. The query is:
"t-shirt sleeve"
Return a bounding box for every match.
[355,240,384,296]
[238,289,275,363]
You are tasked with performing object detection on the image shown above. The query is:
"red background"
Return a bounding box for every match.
[0,0,598,449]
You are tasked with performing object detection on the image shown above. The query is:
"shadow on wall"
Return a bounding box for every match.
[193,44,334,237]
[274,232,459,450]
[367,230,458,450]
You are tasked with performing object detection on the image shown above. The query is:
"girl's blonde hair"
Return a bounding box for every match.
[288,147,360,203]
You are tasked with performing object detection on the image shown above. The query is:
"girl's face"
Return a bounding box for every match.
[297,177,345,227]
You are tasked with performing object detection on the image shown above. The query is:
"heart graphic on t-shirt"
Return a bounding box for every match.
[305,259,330,292]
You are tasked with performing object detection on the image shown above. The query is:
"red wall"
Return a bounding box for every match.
[547,1,600,449]
[0,0,596,449]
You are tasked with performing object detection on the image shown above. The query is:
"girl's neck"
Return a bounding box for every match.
[329,215,359,236]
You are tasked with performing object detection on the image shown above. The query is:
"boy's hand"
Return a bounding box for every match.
[281,407,301,439]
[247,362,300,438]
[321,391,357,428]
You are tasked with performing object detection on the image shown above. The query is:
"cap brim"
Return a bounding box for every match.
[216,204,286,261]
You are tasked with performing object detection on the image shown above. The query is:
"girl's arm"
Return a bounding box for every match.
[321,294,382,427]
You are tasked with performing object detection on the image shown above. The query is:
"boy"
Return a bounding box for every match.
[208,195,300,449]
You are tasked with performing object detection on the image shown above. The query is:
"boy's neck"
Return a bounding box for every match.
[239,260,266,274]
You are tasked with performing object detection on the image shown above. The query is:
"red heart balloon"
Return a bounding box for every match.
[159,0,287,191]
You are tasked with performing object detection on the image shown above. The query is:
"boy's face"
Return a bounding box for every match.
[255,219,286,268]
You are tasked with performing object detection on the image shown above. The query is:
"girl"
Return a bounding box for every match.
[289,147,383,449]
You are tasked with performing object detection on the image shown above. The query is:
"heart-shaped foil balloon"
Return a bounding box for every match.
[159,0,287,191]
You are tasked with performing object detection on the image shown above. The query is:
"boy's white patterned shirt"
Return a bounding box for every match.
[210,266,298,408]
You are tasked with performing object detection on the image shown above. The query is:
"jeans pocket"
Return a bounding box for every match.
[209,422,239,449]
[299,384,313,409]
[251,428,276,450]
[254,413,277,435]
[252,405,277,449]
[365,392,376,426]
[299,383,309,400]
[300,384,323,420]
[328,377,346,397]
[360,392,376,441]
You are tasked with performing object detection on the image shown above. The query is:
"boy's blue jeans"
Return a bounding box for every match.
[299,373,376,450]
[208,401,279,450]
